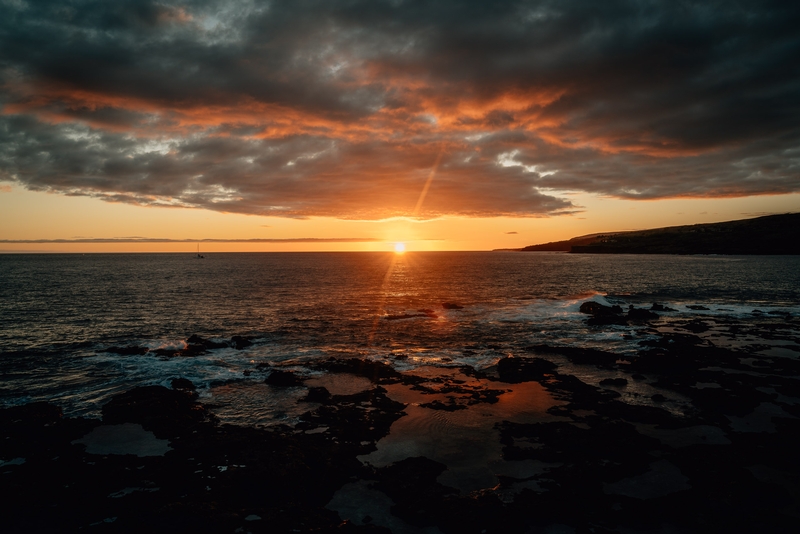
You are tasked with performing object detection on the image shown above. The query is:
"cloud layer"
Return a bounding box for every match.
[0,237,383,243]
[2,0,799,219]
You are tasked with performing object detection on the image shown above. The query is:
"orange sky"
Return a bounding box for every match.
[2,183,798,252]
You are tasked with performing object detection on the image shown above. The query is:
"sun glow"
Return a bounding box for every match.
[394,242,406,253]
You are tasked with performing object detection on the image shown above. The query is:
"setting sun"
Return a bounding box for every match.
[394,242,406,253]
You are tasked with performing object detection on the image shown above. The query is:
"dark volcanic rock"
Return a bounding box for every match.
[101,385,211,437]
[315,357,406,384]
[525,344,620,367]
[687,305,710,311]
[442,302,464,310]
[579,301,630,326]
[579,301,623,316]
[627,307,659,321]
[767,310,792,317]
[0,401,63,426]
[186,334,229,351]
[599,377,628,387]
[265,370,304,387]
[546,373,622,406]
[681,319,710,333]
[420,400,468,411]
[407,372,506,408]
[151,334,229,357]
[170,377,196,391]
[303,386,332,403]
[496,356,557,383]
[297,387,406,450]
[498,419,659,464]
[378,473,511,533]
[5,309,799,534]
[1,388,393,533]
[651,303,677,312]
[230,335,252,349]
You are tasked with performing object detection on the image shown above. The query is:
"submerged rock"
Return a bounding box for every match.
[496,356,557,383]
[651,303,677,312]
[579,301,631,326]
[681,319,710,333]
[230,335,253,349]
[525,344,619,367]
[303,386,332,403]
[579,301,623,316]
[600,377,629,387]
[627,307,659,321]
[185,334,229,351]
[170,377,196,391]
[101,385,211,437]
[314,357,405,384]
[265,370,305,387]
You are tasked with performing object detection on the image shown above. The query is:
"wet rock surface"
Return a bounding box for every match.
[265,369,306,387]
[497,355,557,382]
[3,313,800,533]
[1,380,394,533]
[104,334,257,358]
[579,300,663,326]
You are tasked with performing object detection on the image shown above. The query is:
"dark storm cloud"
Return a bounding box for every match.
[1,0,798,218]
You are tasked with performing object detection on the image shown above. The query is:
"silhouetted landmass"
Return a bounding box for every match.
[510,233,608,252]
[509,213,800,254]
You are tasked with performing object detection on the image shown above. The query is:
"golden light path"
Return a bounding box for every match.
[367,153,443,344]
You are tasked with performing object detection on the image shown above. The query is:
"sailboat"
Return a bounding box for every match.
[196,243,204,259]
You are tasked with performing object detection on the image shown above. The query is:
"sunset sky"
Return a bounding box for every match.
[1,0,799,252]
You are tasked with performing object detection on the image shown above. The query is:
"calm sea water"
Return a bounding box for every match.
[1,252,799,421]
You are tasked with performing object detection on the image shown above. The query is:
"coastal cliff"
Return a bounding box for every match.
[510,213,800,254]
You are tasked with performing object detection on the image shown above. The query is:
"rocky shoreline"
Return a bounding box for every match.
[2,305,799,533]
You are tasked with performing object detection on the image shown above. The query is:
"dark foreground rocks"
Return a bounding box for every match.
[3,315,800,534]
[579,300,662,326]
[0,382,395,533]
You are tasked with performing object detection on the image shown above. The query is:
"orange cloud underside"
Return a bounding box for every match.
[3,75,707,158]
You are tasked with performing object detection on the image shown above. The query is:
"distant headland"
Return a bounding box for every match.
[500,213,800,254]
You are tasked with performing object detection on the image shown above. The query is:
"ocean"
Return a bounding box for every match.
[2,251,798,425]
